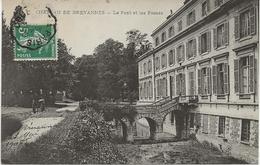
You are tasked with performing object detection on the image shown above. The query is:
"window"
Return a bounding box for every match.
[241,57,249,94]
[199,31,211,54]
[215,0,223,8]
[176,73,186,96]
[198,67,211,95]
[161,54,167,68]
[241,119,250,142]
[212,63,229,95]
[157,77,167,98]
[214,23,229,49]
[144,82,147,98]
[149,81,153,98]
[218,116,225,136]
[171,112,175,124]
[155,37,159,46]
[139,83,142,99]
[202,114,208,133]
[190,113,195,128]
[178,20,182,32]
[235,7,256,40]
[148,60,152,73]
[202,1,208,17]
[155,56,160,71]
[143,63,147,75]
[140,63,143,76]
[187,10,196,26]
[161,32,166,43]
[170,75,175,97]
[234,54,255,94]
[177,44,185,63]
[168,26,174,38]
[188,71,195,95]
[168,50,175,66]
[186,39,196,59]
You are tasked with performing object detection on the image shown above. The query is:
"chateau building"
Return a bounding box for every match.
[137,0,258,162]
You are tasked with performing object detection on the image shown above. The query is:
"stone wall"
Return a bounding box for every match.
[193,113,258,163]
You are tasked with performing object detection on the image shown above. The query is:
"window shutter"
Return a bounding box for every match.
[190,72,195,95]
[249,55,255,93]
[182,45,185,61]
[207,67,212,95]
[224,22,229,45]
[171,76,175,97]
[165,78,168,97]
[224,63,229,94]
[182,74,186,96]
[212,65,217,94]
[193,39,197,56]
[160,79,163,97]
[249,7,256,35]
[176,75,180,95]
[173,49,175,65]
[207,31,211,52]
[193,11,196,22]
[198,36,201,55]
[234,59,239,93]
[206,0,210,12]
[198,69,201,95]
[187,15,189,26]
[213,28,217,49]
[148,81,150,98]
[234,16,240,40]
[186,41,189,59]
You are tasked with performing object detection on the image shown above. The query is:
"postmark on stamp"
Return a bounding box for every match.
[13,24,57,61]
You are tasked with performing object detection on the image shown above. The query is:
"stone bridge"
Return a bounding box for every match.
[117,96,198,142]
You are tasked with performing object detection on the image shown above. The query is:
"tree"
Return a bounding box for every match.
[73,55,98,100]
[126,29,152,57]
[117,29,152,102]
[94,39,124,100]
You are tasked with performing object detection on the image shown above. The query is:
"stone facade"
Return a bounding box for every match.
[137,0,259,163]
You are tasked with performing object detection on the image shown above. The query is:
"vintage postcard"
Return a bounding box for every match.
[1,0,259,164]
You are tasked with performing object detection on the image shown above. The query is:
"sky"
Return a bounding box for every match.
[3,0,184,57]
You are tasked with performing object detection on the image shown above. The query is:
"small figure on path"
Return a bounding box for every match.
[32,98,37,113]
[38,97,45,112]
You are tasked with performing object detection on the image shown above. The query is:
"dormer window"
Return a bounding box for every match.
[202,1,209,16]
[155,37,159,46]
[168,26,174,38]
[215,0,224,8]
[187,10,196,26]
[161,32,166,43]
[178,20,183,32]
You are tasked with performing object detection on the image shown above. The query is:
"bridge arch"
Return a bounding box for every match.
[162,111,177,137]
[134,117,157,140]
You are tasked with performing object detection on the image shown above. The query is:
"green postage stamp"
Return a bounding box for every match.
[14,24,57,61]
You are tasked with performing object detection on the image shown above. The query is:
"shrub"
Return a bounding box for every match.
[79,100,137,123]
[66,107,127,164]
